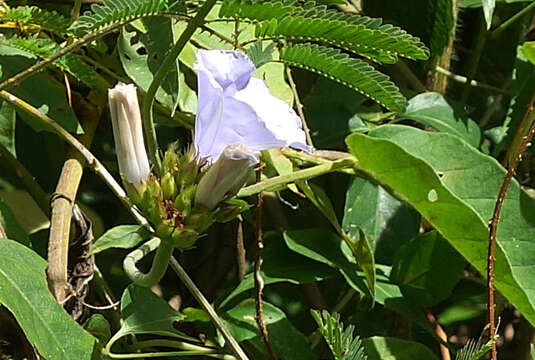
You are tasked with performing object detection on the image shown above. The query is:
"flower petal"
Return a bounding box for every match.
[193,49,312,163]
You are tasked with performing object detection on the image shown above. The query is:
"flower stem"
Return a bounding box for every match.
[169,256,250,360]
[237,157,357,197]
[123,238,174,287]
[142,0,218,175]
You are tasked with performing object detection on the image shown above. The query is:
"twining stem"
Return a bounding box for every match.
[133,340,237,360]
[254,166,277,360]
[238,157,357,197]
[169,256,250,360]
[487,86,535,360]
[123,238,174,287]
[0,90,148,227]
[142,0,218,175]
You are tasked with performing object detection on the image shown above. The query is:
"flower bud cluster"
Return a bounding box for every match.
[130,147,250,249]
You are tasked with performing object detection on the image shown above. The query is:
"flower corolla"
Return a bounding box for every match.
[193,49,312,164]
[108,83,150,186]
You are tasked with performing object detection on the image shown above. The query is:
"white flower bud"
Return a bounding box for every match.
[108,83,150,186]
[195,144,259,210]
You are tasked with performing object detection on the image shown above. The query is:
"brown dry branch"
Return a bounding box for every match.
[425,310,451,360]
[487,85,535,360]
[254,165,277,360]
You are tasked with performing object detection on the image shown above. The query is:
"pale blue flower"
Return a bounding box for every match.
[193,49,312,163]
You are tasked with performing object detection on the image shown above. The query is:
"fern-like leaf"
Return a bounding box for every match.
[246,41,275,67]
[280,43,407,112]
[257,10,428,63]
[72,0,170,36]
[311,310,367,360]
[0,35,101,88]
[220,0,429,63]
[219,0,297,21]
[455,336,496,360]
[0,6,71,35]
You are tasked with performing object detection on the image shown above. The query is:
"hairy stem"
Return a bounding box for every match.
[142,0,218,175]
[285,67,313,147]
[169,256,250,360]
[123,238,174,287]
[487,87,535,360]
[238,157,357,197]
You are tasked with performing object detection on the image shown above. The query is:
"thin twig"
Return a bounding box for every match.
[285,66,313,147]
[254,165,276,360]
[487,85,535,360]
[491,1,535,39]
[235,216,246,282]
[0,219,6,239]
[169,256,250,360]
[434,66,507,94]
[425,310,451,360]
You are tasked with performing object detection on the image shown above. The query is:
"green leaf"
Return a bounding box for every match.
[90,225,151,255]
[219,238,337,307]
[520,41,535,65]
[429,0,456,57]
[0,240,96,359]
[73,0,171,35]
[0,6,71,35]
[107,285,195,352]
[343,177,420,265]
[347,125,535,325]
[399,92,481,147]
[118,17,180,112]
[391,231,466,307]
[280,44,408,112]
[222,299,318,360]
[283,229,436,336]
[363,337,439,360]
[0,199,30,246]
[482,0,496,29]
[84,314,111,345]
[0,55,80,133]
[0,100,15,156]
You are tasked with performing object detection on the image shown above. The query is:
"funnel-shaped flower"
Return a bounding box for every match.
[108,83,150,186]
[195,144,259,210]
[194,49,312,163]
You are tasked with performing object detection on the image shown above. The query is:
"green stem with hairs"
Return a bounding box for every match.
[123,237,174,287]
[237,157,357,197]
[142,0,218,175]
